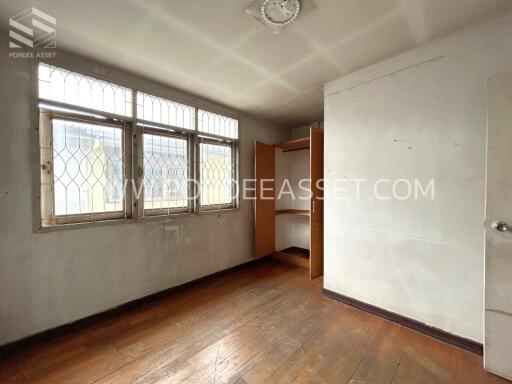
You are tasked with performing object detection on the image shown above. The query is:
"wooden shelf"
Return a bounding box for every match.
[274,137,310,152]
[273,247,310,269]
[276,209,310,217]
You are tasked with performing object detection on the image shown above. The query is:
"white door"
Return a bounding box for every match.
[485,76,512,380]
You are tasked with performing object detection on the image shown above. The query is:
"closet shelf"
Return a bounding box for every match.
[274,137,310,152]
[273,247,310,269]
[275,209,310,217]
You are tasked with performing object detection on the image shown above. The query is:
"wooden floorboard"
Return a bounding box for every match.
[0,260,508,384]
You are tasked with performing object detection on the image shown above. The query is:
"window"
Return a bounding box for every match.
[200,141,236,208]
[198,109,238,139]
[52,119,124,216]
[143,133,190,214]
[39,110,130,226]
[137,92,195,130]
[38,63,239,227]
[38,63,133,226]
[197,109,238,209]
[39,63,132,117]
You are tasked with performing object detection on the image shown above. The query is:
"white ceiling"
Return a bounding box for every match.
[1,0,511,127]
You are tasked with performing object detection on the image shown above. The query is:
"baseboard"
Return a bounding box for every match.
[323,289,483,356]
[0,256,271,360]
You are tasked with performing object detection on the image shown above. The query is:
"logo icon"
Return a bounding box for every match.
[9,7,56,49]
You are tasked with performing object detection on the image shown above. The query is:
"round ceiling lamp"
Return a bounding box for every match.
[261,0,301,26]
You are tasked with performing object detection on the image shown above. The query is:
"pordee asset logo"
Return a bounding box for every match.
[8,7,56,59]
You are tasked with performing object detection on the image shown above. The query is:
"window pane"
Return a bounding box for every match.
[200,143,233,206]
[52,119,124,215]
[39,63,132,117]
[198,110,238,139]
[143,134,188,210]
[137,92,195,130]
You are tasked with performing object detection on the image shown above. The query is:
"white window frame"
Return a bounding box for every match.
[140,127,194,217]
[39,108,133,226]
[36,62,240,229]
[197,136,239,212]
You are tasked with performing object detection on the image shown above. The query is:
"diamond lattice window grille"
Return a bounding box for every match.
[199,143,234,206]
[143,133,189,211]
[52,119,125,216]
[38,63,133,117]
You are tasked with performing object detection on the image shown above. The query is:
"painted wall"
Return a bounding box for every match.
[289,150,310,250]
[324,16,512,343]
[275,121,323,251]
[275,149,310,251]
[290,121,323,140]
[275,148,293,251]
[0,44,288,345]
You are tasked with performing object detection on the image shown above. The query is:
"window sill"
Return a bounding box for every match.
[35,208,241,233]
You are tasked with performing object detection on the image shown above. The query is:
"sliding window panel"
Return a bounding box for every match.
[199,140,236,210]
[49,118,128,224]
[142,131,191,215]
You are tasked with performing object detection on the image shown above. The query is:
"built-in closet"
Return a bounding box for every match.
[254,127,323,279]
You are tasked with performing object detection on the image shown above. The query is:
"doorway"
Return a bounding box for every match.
[484,75,512,380]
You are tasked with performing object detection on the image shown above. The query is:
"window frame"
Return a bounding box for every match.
[140,126,194,217]
[197,136,239,212]
[36,61,241,229]
[39,108,133,226]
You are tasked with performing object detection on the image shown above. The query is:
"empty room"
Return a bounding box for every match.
[1,0,512,383]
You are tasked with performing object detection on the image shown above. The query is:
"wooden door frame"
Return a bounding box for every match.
[309,127,324,279]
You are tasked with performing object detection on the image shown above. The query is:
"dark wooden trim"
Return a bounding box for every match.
[323,289,483,356]
[282,147,310,153]
[0,256,271,360]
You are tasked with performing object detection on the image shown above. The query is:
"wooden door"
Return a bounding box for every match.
[309,128,324,279]
[484,76,512,380]
[254,141,275,258]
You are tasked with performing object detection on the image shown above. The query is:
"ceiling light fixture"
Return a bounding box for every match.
[246,0,313,34]
[260,0,301,26]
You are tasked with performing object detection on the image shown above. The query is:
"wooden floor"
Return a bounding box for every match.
[0,260,508,384]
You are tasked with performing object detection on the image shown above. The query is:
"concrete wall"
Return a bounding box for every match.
[0,44,288,345]
[324,16,512,343]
